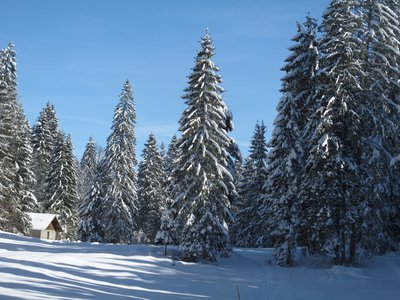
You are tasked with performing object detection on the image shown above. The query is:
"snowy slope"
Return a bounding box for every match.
[0,231,399,300]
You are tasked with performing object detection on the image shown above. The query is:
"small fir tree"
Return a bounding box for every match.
[138,134,165,241]
[156,135,180,245]
[77,163,105,242]
[78,137,98,207]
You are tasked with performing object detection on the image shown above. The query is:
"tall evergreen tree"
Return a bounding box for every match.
[14,103,38,214]
[0,43,31,234]
[362,0,400,252]
[300,0,365,264]
[256,17,319,266]
[0,44,18,232]
[171,30,237,262]
[235,121,268,248]
[31,103,59,208]
[138,134,165,241]
[101,80,138,244]
[44,133,78,239]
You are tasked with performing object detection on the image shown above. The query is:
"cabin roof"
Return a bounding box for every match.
[28,213,63,231]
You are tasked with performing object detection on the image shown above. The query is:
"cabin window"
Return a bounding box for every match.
[47,231,50,239]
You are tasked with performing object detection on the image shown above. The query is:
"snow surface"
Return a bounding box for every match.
[27,213,58,231]
[0,231,399,300]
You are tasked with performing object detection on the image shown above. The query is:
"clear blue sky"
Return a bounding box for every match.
[1,0,329,159]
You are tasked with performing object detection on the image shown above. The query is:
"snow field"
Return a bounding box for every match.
[1,231,399,300]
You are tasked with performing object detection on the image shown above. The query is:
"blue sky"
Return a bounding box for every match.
[1,0,329,159]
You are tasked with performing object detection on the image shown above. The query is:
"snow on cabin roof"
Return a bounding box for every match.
[28,213,62,231]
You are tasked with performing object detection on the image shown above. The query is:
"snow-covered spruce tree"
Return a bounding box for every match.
[233,157,254,243]
[156,134,180,245]
[361,0,400,252]
[235,121,268,248]
[171,30,237,262]
[31,103,59,208]
[0,43,32,234]
[78,137,97,207]
[77,162,105,242]
[160,142,166,163]
[230,157,243,215]
[44,133,78,239]
[138,134,165,241]
[255,16,319,266]
[382,0,400,252]
[101,80,138,244]
[14,103,38,215]
[165,135,179,181]
[300,0,366,264]
[0,44,19,232]
[159,142,168,214]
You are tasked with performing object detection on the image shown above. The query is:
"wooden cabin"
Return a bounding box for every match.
[27,213,64,240]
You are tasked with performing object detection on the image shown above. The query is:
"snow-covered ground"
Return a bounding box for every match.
[0,231,399,300]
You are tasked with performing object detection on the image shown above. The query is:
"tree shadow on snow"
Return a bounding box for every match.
[0,254,209,300]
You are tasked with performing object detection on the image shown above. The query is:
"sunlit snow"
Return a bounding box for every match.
[1,231,399,299]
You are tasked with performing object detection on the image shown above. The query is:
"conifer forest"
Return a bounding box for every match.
[1,0,400,268]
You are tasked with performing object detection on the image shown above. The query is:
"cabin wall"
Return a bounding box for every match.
[40,230,57,240]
